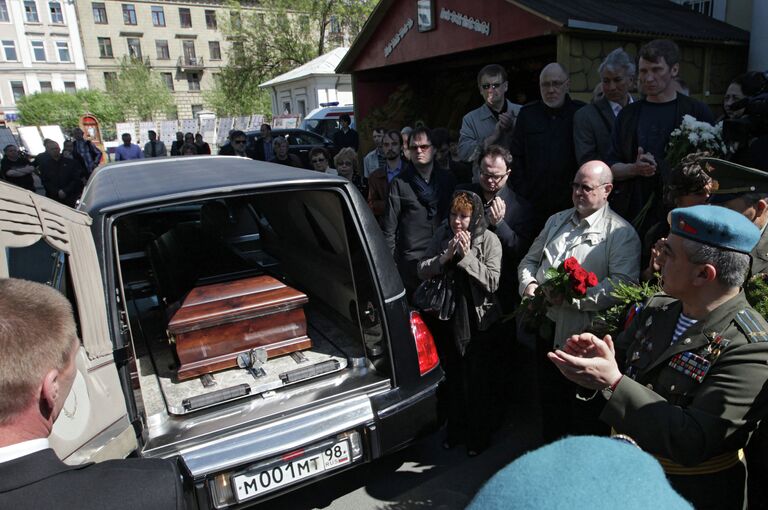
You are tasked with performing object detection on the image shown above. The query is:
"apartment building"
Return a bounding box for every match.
[76,0,258,119]
[0,0,88,120]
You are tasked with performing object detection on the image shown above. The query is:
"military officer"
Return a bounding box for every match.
[704,157,768,276]
[703,157,768,510]
[548,205,768,510]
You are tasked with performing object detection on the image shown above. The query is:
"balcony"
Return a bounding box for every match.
[177,56,204,72]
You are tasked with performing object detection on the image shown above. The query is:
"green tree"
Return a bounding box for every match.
[207,0,378,117]
[110,56,175,121]
[17,89,122,133]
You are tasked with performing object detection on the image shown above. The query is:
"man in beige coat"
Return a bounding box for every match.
[518,160,640,442]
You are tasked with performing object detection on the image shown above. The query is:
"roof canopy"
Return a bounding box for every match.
[260,47,349,88]
[338,0,748,74]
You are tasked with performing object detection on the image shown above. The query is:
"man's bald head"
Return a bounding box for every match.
[578,160,613,184]
[572,161,613,218]
[539,63,570,108]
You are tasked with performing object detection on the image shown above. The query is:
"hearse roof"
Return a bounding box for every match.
[80,156,347,214]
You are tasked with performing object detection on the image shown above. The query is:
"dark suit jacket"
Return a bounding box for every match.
[458,182,535,312]
[0,448,186,509]
[573,96,617,166]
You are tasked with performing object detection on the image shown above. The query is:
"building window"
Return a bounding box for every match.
[151,5,165,27]
[10,81,25,102]
[191,104,203,117]
[2,40,17,61]
[31,40,46,61]
[48,1,62,23]
[230,10,241,29]
[161,72,173,90]
[329,15,341,34]
[24,0,39,22]
[182,39,195,62]
[299,15,309,31]
[208,41,221,60]
[0,0,9,22]
[122,3,136,25]
[64,81,76,93]
[155,39,169,60]
[92,2,107,23]
[104,71,117,89]
[179,7,191,28]
[97,37,113,57]
[205,9,216,29]
[682,0,713,16]
[39,81,53,93]
[127,37,141,59]
[187,73,200,91]
[56,41,70,61]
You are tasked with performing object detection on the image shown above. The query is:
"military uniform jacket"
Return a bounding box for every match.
[603,291,768,466]
[751,227,768,277]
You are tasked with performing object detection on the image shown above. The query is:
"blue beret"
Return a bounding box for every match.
[669,205,759,254]
[467,436,692,510]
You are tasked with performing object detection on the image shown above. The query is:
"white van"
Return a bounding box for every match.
[300,104,355,140]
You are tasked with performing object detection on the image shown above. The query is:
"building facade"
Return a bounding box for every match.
[0,0,88,120]
[74,0,258,119]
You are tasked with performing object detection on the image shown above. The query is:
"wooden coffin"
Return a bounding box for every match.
[168,275,312,381]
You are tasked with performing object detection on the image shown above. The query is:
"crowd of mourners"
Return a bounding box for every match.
[360,38,768,510]
[2,35,768,509]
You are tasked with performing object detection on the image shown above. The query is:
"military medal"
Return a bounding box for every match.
[668,351,712,383]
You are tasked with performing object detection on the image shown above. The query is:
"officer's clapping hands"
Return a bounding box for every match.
[547,333,623,390]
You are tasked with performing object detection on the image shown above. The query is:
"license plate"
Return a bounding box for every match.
[232,439,351,502]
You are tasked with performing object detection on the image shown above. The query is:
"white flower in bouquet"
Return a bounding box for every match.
[666,115,732,171]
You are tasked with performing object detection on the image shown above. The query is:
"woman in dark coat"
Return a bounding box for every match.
[417,190,503,455]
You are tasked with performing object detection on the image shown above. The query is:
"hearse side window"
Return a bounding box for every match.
[6,241,82,339]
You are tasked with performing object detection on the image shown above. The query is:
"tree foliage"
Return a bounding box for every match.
[17,89,122,132]
[110,57,175,121]
[207,0,378,117]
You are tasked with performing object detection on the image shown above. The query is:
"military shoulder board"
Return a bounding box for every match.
[734,309,768,343]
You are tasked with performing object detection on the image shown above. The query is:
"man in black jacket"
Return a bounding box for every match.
[607,39,714,238]
[382,127,456,297]
[36,140,83,208]
[510,62,585,231]
[0,278,186,509]
[459,145,534,313]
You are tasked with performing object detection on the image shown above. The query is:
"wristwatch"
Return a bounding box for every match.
[601,376,623,400]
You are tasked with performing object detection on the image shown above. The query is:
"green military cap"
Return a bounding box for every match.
[702,157,768,204]
[670,204,759,254]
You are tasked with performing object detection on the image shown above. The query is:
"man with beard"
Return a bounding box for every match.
[574,48,636,166]
[382,127,456,297]
[510,63,585,230]
[459,145,534,313]
[458,64,521,182]
[71,128,102,177]
[368,129,405,225]
[518,160,640,443]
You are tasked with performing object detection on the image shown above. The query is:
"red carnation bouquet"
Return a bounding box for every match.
[516,257,599,338]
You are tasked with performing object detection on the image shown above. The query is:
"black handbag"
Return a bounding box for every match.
[413,272,455,320]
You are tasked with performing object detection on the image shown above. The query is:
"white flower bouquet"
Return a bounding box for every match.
[666,115,731,171]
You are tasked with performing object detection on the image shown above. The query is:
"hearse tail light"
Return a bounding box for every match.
[410,311,439,375]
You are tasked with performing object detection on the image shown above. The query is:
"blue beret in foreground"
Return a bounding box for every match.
[467,436,692,510]
[669,205,759,254]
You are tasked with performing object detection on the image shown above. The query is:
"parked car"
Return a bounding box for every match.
[0,156,442,509]
[300,105,355,140]
[245,128,338,168]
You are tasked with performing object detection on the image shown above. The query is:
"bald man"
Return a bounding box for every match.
[510,63,585,231]
[518,160,640,442]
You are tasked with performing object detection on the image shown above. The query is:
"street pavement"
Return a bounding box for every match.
[270,350,543,510]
